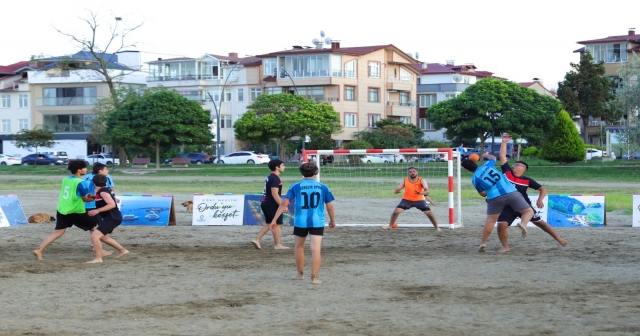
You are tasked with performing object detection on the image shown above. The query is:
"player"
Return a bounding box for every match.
[251,159,290,250]
[86,174,129,263]
[461,153,534,252]
[33,160,104,260]
[381,167,440,231]
[83,162,115,226]
[269,162,336,285]
[496,134,567,250]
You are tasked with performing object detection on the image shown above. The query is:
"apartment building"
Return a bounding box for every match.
[414,61,500,141]
[0,61,35,153]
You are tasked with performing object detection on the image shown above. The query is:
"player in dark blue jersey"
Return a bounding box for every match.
[252,159,290,250]
[269,162,336,285]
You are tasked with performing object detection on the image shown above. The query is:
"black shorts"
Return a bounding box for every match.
[55,211,97,231]
[397,199,431,212]
[261,202,283,225]
[86,208,102,226]
[497,205,542,225]
[96,217,122,235]
[293,227,324,237]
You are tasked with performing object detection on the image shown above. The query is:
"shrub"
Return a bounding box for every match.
[539,110,585,163]
[425,141,450,149]
[522,146,539,157]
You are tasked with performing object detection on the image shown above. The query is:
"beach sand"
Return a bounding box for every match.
[1,189,639,335]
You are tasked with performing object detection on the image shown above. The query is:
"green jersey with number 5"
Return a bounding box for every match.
[57,176,89,215]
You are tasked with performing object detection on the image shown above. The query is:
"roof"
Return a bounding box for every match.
[577,32,640,45]
[519,81,556,97]
[0,61,33,75]
[34,50,137,71]
[256,45,390,58]
[412,63,495,77]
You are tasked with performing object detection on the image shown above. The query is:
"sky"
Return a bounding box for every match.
[2,0,638,90]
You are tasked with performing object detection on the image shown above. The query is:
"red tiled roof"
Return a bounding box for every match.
[412,63,494,77]
[263,76,276,82]
[0,87,16,92]
[577,32,640,44]
[519,81,555,96]
[0,61,31,74]
[573,47,585,53]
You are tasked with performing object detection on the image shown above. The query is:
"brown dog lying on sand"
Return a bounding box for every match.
[28,213,56,223]
[182,201,193,213]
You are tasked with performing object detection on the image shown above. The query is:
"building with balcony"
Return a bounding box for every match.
[573,28,640,145]
[414,61,500,141]
[0,61,38,153]
[257,42,420,144]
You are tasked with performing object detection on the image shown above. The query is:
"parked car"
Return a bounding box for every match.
[20,154,65,166]
[360,154,390,163]
[38,151,68,160]
[380,154,407,163]
[585,148,607,160]
[87,154,121,165]
[164,153,214,164]
[216,151,270,164]
[461,143,515,159]
[622,151,640,160]
[0,154,22,166]
[418,154,446,163]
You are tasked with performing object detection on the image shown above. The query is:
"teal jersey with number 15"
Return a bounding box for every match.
[284,178,335,228]
[57,176,91,215]
[471,159,516,200]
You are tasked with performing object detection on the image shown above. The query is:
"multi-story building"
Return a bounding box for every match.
[414,61,500,141]
[257,42,420,145]
[574,28,640,145]
[0,61,35,153]
[518,79,556,97]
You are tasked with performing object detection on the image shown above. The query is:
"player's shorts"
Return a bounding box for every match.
[486,192,530,215]
[397,199,431,212]
[498,205,542,225]
[261,202,283,225]
[293,227,324,237]
[55,211,97,231]
[96,217,122,235]
[85,208,102,226]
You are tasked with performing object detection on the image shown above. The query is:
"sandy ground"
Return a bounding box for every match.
[1,186,639,335]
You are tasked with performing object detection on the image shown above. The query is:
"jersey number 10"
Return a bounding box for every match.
[300,191,320,209]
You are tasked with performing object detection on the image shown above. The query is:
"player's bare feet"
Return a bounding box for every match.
[86,259,103,264]
[116,250,130,259]
[101,250,114,257]
[435,228,442,232]
[311,278,322,285]
[518,223,527,238]
[380,225,393,230]
[478,245,486,252]
[251,240,262,249]
[500,247,510,253]
[558,238,568,247]
[292,272,304,280]
[274,244,290,250]
[33,250,43,260]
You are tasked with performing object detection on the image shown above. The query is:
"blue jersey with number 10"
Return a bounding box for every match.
[472,159,516,200]
[284,178,335,228]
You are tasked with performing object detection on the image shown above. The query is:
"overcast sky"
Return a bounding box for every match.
[3,0,638,90]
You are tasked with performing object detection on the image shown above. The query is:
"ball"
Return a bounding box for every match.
[469,153,480,162]
[390,222,398,229]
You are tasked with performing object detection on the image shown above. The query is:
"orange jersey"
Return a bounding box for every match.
[403,177,425,202]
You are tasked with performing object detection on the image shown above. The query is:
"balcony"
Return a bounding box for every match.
[35,97,102,107]
[386,76,413,91]
[147,74,237,82]
[385,102,413,117]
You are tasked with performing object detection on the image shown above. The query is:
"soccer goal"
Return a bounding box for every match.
[302,148,463,229]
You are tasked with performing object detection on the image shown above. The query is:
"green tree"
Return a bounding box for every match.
[557,51,618,143]
[234,94,342,159]
[11,129,56,166]
[356,119,425,148]
[342,139,373,166]
[609,53,640,154]
[107,89,214,168]
[539,110,584,163]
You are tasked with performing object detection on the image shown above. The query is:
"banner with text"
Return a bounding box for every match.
[633,194,640,228]
[192,194,245,225]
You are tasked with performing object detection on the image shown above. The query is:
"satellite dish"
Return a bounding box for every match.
[312,38,319,45]
[320,30,325,38]
[408,100,416,107]
[324,37,332,45]
[415,52,420,60]
[452,74,463,83]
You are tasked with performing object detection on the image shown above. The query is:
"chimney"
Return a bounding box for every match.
[421,62,428,70]
[228,52,238,59]
[629,28,636,36]
[533,77,544,86]
[446,60,455,66]
[157,58,162,61]
[331,41,340,50]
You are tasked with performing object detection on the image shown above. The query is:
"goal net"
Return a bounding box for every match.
[302,148,462,229]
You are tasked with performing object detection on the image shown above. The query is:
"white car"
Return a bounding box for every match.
[380,154,407,163]
[216,151,270,164]
[86,154,120,165]
[360,154,391,163]
[585,148,607,160]
[0,154,21,166]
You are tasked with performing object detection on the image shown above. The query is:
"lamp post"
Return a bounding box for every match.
[205,62,240,163]
[280,66,305,150]
[488,111,502,156]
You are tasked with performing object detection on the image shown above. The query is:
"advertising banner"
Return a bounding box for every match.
[0,195,28,227]
[118,194,175,226]
[192,194,245,226]
[633,194,640,228]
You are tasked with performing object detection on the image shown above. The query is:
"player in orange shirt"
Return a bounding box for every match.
[381,167,440,231]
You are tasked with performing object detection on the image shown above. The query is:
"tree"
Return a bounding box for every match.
[355,119,425,148]
[539,110,584,164]
[557,51,619,143]
[610,53,640,154]
[107,89,214,168]
[11,129,56,166]
[234,94,342,159]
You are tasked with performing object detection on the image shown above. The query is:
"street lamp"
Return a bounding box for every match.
[488,111,502,156]
[279,66,306,150]
[204,62,241,163]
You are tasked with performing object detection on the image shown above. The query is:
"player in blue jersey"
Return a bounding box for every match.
[269,162,336,285]
[461,153,534,252]
[83,163,115,252]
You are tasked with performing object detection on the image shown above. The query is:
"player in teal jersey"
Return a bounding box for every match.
[33,160,108,260]
[83,163,115,225]
[269,162,336,285]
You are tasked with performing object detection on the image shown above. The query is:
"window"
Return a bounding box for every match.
[42,87,97,106]
[345,60,357,78]
[368,114,380,128]
[368,88,379,103]
[281,54,341,78]
[368,62,380,78]
[224,89,232,102]
[220,115,233,128]
[400,68,413,81]
[265,87,282,94]
[420,118,435,130]
[586,43,628,63]
[1,119,10,132]
[400,117,410,124]
[419,94,436,108]
[263,58,277,76]
[237,88,244,102]
[1,95,9,108]
[345,113,356,127]
[344,86,356,101]
[250,88,262,102]
[205,89,220,102]
[400,92,410,105]
[19,94,28,108]
[43,114,93,132]
[445,93,458,100]
[19,119,28,130]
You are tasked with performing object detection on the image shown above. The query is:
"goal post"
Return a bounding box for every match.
[302,148,463,229]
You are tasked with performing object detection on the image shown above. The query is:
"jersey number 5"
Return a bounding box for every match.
[300,191,320,209]
[63,186,71,199]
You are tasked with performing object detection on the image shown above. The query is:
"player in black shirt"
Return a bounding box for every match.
[251,159,290,250]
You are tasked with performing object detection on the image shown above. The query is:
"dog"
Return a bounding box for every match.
[182,201,193,213]
[28,213,56,224]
